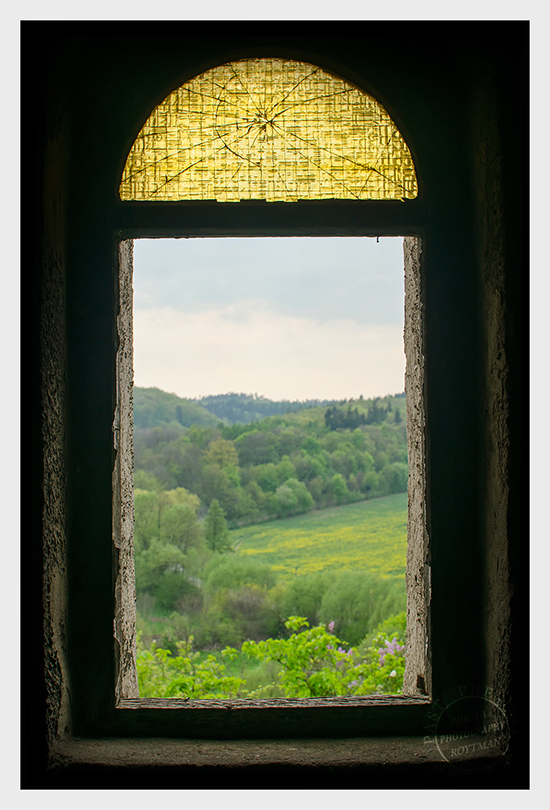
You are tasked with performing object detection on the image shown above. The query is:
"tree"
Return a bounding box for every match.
[204,437,240,468]
[253,463,280,494]
[275,455,296,484]
[319,572,406,645]
[134,490,161,552]
[280,573,330,626]
[274,483,298,516]
[203,554,276,592]
[380,462,409,494]
[161,503,203,553]
[325,405,367,431]
[200,465,240,520]
[331,473,349,504]
[284,478,315,513]
[204,499,231,553]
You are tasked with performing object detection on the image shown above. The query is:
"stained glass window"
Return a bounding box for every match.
[120,59,417,202]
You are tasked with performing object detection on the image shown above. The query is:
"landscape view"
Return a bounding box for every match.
[132,237,409,699]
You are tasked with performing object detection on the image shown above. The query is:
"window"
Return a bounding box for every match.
[129,235,412,698]
[111,58,430,731]
[119,58,418,202]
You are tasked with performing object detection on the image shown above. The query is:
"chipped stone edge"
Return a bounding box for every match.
[113,239,139,699]
[403,236,431,698]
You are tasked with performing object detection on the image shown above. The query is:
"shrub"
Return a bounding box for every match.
[280,573,330,626]
[203,555,276,593]
[380,462,409,494]
[319,572,406,645]
[137,616,407,699]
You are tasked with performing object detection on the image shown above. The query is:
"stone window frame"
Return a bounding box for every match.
[111,220,430,740]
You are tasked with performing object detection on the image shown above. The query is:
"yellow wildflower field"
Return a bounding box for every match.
[231,492,407,583]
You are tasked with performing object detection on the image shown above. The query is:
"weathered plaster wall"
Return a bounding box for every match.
[42,121,71,743]
[472,76,513,725]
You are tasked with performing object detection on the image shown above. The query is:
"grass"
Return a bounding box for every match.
[230,492,408,583]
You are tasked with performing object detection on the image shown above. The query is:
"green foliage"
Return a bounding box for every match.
[154,572,200,614]
[134,386,218,429]
[133,486,207,612]
[136,633,247,698]
[186,424,219,449]
[273,478,314,517]
[204,437,240,468]
[203,555,276,593]
[358,610,407,653]
[137,615,406,700]
[325,405,367,430]
[235,431,281,467]
[204,499,231,553]
[331,472,349,503]
[134,489,161,551]
[280,572,330,626]
[275,455,297,484]
[366,399,388,425]
[134,539,187,593]
[133,392,408,528]
[196,392,335,425]
[252,462,280,493]
[199,464,240,519]
[132,390,409,663]
[380,462,409,494]
[319,572,406,645]
[133,469,163,491]
[161,503,203,553]
[242,615,406,698]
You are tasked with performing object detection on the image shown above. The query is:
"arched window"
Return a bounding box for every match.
[119,58,418,202]
[114,58,428,710]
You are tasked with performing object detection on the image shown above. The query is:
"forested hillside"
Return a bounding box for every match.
[195,392,336,425]
[133,389,409,696]
[133,386,219,429]
[134,393,408,525]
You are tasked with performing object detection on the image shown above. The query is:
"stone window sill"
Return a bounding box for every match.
[48,736,511,788]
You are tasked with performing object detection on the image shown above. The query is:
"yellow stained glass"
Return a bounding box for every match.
[120,59,417,202]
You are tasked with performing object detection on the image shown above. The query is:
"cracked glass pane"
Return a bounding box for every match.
[120,58,417,202]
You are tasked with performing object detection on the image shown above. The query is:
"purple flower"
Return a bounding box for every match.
[328,621,335,633]
[378,636,405,666]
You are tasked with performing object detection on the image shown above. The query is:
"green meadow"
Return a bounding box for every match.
[231,492,408,583]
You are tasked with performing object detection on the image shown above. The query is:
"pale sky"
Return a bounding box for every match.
[133,237,406,402]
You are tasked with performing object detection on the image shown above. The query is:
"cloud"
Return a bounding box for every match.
[133,305,405,401]
[133,236,405,326]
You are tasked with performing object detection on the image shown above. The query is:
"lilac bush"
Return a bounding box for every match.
[137,613,407,699]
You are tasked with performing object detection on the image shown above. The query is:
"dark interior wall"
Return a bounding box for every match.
[26,22,527,786]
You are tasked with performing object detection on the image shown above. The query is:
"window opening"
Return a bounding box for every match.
[114,58,429,710]
[117,235,422,702]
[119,58,418,202]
